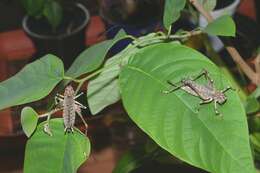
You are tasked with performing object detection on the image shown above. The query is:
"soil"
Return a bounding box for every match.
[26,4,86,37]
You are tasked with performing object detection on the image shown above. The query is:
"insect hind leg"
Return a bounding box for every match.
[192,69,208,80]
[75,106,88,134]
[192,69,214,88]
[221,86,235,93]
[162,80,185,94]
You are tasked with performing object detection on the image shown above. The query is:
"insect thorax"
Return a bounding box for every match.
[214,92,227,104]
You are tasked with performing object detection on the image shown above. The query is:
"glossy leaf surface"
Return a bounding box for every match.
[119,43,255,173]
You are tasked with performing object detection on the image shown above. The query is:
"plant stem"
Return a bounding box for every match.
[69,30,203,94]
[63,76,81,83]
[189,0,258,85]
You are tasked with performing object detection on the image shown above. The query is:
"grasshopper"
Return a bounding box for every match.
[44,85,88,135]
[162,69,234,115]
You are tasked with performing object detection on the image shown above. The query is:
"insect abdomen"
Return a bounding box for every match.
[63,96,76,131]
[187,82,212,100]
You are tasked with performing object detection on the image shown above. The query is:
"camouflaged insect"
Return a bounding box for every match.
[43,85,88,136]
[163,69,234,115]
[55,85,88,133]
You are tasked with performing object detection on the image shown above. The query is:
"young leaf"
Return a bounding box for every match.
[24,118,91,173]
[197,0,216,11]
[43,1,63,30]
[119,43,255,173]
[66,30,127,79]
[163,0,186,29]
[21,107,39,137]
[21,0,46,16]
[0,54,64,111]
[204,15,236,36]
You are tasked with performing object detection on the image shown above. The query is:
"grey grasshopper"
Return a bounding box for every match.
[163,69,234,115]
[44,85,88,136]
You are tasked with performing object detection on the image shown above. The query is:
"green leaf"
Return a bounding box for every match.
[87,56,121,115]
[163,0,186,29]
[66,30,127,79]
[87,45,140,115]
[197,0,216,11]
[21,0,46,16]
[204,15,236,36]
[24,118,91,173]
[251,87,260,99]
[119,43,255,173]
[245,97,260,114]
[43,1,63,30]
[21,107,39,138]
[0,54,64,111]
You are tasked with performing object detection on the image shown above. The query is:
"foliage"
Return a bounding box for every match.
[0,54,64,110]
[119,43,255,173]
[66,30,128,79]
[204,15,236,37]
[43,1,63,30]
[197,0,217,11]
[0,1,256,173]
[24,119,91,173]
[21,0,64,30]
[21,107,39,137]
[163,0,186,30]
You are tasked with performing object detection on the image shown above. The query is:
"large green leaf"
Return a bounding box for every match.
[163,0,186,29]
[0,54,64,111]
[119,43,255,173]
[24,118,91,173]
[204,15,236,36]
[21,107,39,138]
[43,1,63,30]
[66,30,127,79]
[87,45,140,115]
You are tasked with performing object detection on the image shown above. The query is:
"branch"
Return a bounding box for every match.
[255,54,260,84]
[189,0,258,85]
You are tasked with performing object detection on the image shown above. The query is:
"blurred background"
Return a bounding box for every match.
[0,0,259,172]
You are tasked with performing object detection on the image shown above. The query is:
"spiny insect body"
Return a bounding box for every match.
[55,85,88,133]
[43,86,88,136]
[163,69,234,115]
